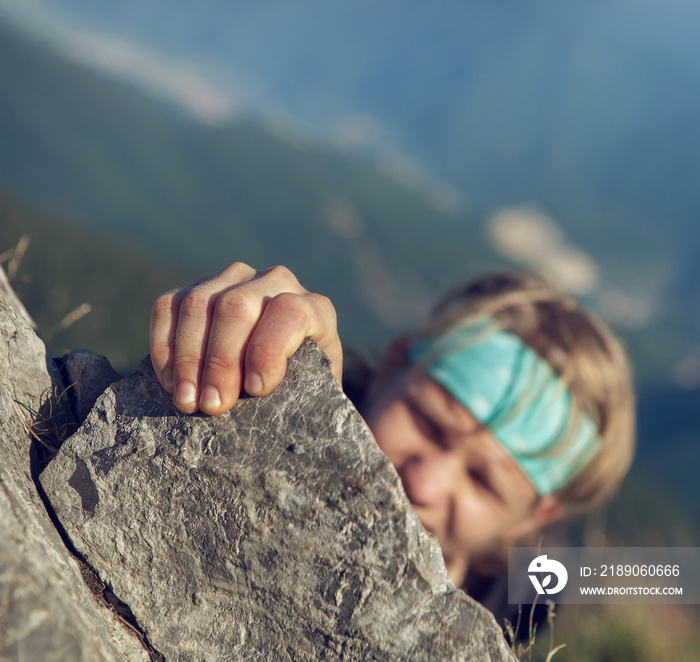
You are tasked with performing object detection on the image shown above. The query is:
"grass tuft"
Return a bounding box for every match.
[505,598,566,662]
[14,382,78,462]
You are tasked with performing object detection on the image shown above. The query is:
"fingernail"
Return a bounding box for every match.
[245,372,263,395]
[163,369,174,392]
[200,385,221,410]
[175,381,197,406]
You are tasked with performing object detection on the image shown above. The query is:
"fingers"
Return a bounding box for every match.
[150,271,220,390]
[150,262,257,410]
[150,262,343,416]
[196,266,311,415]
[195,283,270,414]
[150,289,182,393]
[174,263,263,414]
[170,286,216,413]
[243,291,342,397]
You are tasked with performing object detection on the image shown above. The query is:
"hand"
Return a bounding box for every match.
[150,262,342,415]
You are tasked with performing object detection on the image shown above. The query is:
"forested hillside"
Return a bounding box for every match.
[0,189,194,370]
[0,21,503,356]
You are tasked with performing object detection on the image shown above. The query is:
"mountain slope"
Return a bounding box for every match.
[0,188,194,371]
[0,20,500,354]
[22,0,700,247]
[5,2,700,383]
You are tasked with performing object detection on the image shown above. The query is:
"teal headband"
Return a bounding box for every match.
[410,321,601,496]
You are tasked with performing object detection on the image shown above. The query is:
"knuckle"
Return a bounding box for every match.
[150,339,172,357]
[151,292,177,319]
[173,354,201,374]
[246,338,280,369]
[270,292,309,326]
[222,261,256,280]
[264,264,297,285]
[216,290,257,322]
[179,291,210,318]
[203,353,235,375]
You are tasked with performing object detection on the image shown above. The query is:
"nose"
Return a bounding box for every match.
[398,450,463,510]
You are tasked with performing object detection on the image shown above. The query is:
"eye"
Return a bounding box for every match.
[468,467,494,494]
[406,400,446,447]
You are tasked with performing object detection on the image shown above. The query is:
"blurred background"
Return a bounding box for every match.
[1,1,698,658]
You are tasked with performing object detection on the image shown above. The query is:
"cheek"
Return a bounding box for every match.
[364,404,413,464]
[449,494,520,555]
[452,498,497,547]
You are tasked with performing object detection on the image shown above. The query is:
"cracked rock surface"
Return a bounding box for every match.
[0,293,149,662]
[41,341,515,661]
[2,270,514,661]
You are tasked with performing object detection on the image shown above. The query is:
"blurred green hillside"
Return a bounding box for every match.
[2,11,698,385]
[0,21,504,362]
[22,1,700,267]
[0,188,194,371]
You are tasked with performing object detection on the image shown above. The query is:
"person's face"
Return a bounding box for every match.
[364,364,557,585]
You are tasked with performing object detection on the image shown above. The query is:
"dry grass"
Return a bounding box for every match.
[14,382,77,462]
[505,598,566,662]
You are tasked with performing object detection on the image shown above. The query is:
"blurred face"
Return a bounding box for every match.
[363,364,547,585]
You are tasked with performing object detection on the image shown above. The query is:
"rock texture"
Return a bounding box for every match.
[1,268,515,661]
[57,348,122,425]
[41,342,515,661]
[0,292,149,662]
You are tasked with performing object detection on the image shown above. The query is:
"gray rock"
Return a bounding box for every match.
[0,256,35,330]
[58,349,122,425]
[0,292,150,662]
[41,341,515,661]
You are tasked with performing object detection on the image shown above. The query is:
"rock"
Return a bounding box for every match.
[0,291,150,662]
[57,349,122,425]
[1,261,515,661]
[0,284,57,423]
[0,255,35,329]
[41,341,515,661]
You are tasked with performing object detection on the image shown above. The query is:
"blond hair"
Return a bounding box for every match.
[412,271,636,517]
